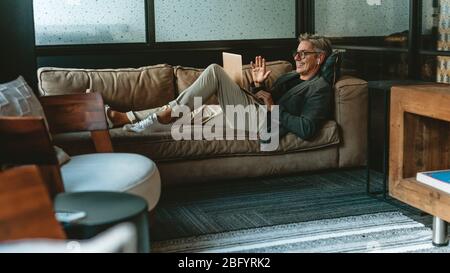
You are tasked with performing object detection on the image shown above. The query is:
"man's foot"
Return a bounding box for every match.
[156,106,174,124]
[123,112,173,133]
[104,105,132,128]
[104,105,114,129]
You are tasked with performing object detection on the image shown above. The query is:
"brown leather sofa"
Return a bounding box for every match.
[37,61,368,185]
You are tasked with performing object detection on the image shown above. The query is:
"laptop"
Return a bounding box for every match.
[222,52,264,104]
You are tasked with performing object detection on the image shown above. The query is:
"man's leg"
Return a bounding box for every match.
[171,64,254,111]
[170,64,260,133]
[126,64,255,123]
[125,106,166,124]
[111,64,258,133]
[107,105,166,127]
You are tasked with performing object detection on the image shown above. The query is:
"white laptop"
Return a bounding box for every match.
[222,52,263,104]
[222,52,244,88]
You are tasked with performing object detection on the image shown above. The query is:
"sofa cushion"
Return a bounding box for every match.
[242,60,293,91]
[334,75,368,168]
[38,68,90,96]
[173,66,219,105]
[53,120,339,162]
[174,60,293,96]
[173,66,204,95]
[109,120,339,162]
[38,65,176,112]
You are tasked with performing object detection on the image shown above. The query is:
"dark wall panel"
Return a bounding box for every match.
[37,47,296,70]
[0,0,37,89]
[340,50,410,81]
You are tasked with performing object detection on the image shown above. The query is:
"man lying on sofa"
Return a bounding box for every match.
[107,33,333,147]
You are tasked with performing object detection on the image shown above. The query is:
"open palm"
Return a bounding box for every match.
[251,56,272,84]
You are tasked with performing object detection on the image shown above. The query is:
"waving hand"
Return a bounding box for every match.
[251,56,272,85]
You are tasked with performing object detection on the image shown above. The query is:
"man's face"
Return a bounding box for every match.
[294,41,320,76]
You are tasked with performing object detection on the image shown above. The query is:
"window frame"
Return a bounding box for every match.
[309,0,449,80]
[35,0,303,55]
[417,0,450,82]
[33,0,149,47]
[34,0,450,83]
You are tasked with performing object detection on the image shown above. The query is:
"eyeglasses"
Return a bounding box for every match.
[292,50,321,59]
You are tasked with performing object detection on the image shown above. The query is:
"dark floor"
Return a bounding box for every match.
[151,168,434,242]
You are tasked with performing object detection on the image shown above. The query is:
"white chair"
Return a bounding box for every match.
[40,93,161,212]
[0,223,137,253]
[0,89,161,212]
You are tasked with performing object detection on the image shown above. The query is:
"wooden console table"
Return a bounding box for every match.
[390,84,450,246]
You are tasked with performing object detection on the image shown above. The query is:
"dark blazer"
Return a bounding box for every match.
[272,72,332,141]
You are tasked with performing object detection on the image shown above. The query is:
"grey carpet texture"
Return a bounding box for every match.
[153,212,450,253]
[151,169,444,253]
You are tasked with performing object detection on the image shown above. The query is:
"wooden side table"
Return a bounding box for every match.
[366,80,425,198]
[390,84,450,246]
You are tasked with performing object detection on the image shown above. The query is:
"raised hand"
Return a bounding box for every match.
[251,56,272,85]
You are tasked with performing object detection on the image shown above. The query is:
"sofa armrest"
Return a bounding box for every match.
[40,93,113,153]
[334,76,368,168]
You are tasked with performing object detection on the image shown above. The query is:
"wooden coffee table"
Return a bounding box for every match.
[390,83,450,246]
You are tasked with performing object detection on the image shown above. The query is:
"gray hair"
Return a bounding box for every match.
[298,33,333,58]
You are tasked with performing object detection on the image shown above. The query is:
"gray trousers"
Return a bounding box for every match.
[127,64,264,132]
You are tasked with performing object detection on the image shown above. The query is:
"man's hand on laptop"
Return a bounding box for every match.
[255,91,274,111]
[251,56,272,86]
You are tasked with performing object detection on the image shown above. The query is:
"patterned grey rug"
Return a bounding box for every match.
[152,170,413,241]
[152,211,450,253]
[152,169,447,252]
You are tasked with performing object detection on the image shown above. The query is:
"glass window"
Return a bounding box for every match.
[420,55,450,83]
[154,0,296,42]
[33,0,147,46]
[422,0,450,51]
[437,56,450,83]
[315,0,410,48]
[341,51,409,80]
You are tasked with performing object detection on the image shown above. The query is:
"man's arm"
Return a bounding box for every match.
[249,81,267,94]
[255,91,275,111]
[279,86,331,140]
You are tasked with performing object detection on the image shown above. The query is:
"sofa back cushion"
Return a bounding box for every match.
[174,60,293,94]
[38,65,176,112]
[173,65,210,100]
[242,60,293,91]
[38,61,292,110]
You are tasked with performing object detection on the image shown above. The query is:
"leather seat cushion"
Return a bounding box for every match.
[109,120,340,162]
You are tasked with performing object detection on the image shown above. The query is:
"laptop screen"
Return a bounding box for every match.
[222,52,243,88]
